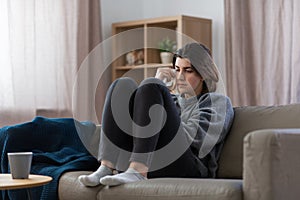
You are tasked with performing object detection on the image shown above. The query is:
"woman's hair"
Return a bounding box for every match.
[172,43,219,93]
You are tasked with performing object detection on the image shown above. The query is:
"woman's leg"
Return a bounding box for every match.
[100,78,185,186]
[79,77,138,186]
[130,78,204,178]
[129,78,181,166]
[99,77,138,164]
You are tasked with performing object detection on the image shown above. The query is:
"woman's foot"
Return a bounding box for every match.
[100,168,147,186]
[78,165,113,187]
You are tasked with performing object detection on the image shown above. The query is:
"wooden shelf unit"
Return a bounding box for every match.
[111,15,212,83]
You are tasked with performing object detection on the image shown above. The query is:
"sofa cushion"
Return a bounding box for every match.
[217,103,300,179]
[59,171,104,200]
[98,178,242,200]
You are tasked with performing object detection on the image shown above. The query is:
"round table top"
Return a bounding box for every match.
[0,174,52,190]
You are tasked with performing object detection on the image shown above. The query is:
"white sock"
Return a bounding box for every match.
[100,168,147,186]
[78,165,113,187]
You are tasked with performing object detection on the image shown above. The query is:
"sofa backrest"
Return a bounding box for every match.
[217,103,300,179]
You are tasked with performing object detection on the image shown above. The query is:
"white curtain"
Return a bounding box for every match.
[225,0,300,106]
[0,0,102,127]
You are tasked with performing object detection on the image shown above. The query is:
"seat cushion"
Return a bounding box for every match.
[59,171,104,200]
[98,178,242,200]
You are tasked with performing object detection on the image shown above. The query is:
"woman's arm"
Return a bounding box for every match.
[179,93,234,158]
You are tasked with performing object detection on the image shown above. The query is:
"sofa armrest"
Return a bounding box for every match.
[243,129,300,200]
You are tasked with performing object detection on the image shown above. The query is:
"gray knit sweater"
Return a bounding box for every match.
[175,92,234,178]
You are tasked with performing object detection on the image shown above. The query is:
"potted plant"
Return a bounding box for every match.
[158,37,177,64]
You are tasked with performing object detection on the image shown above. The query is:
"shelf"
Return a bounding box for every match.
[111,15,212,82]
[115,63,172,70]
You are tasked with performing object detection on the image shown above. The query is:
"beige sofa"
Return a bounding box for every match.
[59,103,300,200]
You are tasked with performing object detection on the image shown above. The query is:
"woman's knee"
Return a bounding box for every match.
[113,77,137,86]
[139,77,170,95]
[109,77,138,91]
[140,77,163,86]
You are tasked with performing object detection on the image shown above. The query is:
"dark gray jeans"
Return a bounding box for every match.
[98,77,204,178]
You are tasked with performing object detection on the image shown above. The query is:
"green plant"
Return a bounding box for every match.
[158,37,177,52]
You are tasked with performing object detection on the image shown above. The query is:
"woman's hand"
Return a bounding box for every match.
[155,67,177,91]
[155,67,176,82]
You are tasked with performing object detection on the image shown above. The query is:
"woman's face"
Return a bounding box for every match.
[174,57,203,97]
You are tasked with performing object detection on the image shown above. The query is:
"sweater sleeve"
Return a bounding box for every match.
[178,93,234,159]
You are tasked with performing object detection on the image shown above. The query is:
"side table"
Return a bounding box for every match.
[0,173,52,199]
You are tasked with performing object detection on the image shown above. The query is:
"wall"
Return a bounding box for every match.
[101,0,226,82]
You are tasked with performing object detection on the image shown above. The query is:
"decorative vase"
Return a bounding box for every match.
[160,52,173,64]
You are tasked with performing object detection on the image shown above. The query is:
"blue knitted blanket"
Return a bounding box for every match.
[0,117,99,200]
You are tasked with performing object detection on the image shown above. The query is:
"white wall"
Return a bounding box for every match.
[101,0,225,81]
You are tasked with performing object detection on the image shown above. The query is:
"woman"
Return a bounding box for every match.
[78,43,234,186]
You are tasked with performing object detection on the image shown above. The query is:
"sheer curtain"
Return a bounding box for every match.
[225,0,300,106]
[0,0,102,127]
